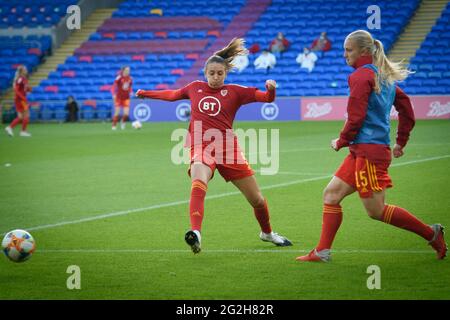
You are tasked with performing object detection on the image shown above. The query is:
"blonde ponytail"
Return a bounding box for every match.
[14,65,26,84]
[346,30,413,93]
[372,39,412,93]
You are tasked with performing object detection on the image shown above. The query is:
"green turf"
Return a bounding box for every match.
[0,120,449,299]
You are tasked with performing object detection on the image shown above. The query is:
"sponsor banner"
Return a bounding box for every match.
[235,98,301,121]
[301,96,450,120]
[129,98,301,122]
[410,96,450,119]
[301,97,348,120]
[128,96,448,122]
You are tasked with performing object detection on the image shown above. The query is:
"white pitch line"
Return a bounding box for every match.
[256,154,450,177]
[37,248,433,254]
[254,169,329,176]
[2,154,449,235]
[390,154,450,167]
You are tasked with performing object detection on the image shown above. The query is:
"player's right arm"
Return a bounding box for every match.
[135,87,188,101]
[334,68,374,150]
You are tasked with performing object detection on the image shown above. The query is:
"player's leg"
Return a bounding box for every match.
[20,109,31,136]
[5,109,24,136]
[112,106,121,130]
[120,101,130,129]
[231,175,292,246]
[361,190,447,259]
[185,162,213,254]
[318,175,355,249]
[298,153,357,262]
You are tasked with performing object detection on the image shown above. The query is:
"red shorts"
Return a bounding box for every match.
[115,99,130,108]
[335,153,393,198]
[188,144,254,182]
[15,100,28,113]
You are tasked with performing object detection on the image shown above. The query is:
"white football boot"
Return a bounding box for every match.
[19,131,32,137]
[260,231,292,246]
[5,126,13,137]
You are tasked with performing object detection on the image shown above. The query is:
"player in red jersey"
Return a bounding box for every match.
[111,66,133,130]
[297,30,447,262]
[5,65,32,137]
[136,38,292,254]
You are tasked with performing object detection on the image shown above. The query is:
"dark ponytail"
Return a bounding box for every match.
[205,38,248,72]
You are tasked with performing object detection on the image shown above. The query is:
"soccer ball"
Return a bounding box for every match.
[132,120,142,129]
[2,229,36,263]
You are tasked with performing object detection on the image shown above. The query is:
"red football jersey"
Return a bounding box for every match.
[14,76,29,103]
[113,75,133,100]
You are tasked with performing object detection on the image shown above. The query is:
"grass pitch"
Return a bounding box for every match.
[0,120,449,299]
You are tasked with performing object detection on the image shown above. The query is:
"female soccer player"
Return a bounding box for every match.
[297,30,447,262]
[111,66,133,130]
[136,38,292,254]
[5,65,32,137]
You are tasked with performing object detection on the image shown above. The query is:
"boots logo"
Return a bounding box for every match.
[198,96,221,117]
[304,102,332,118]
[427,101,450,117]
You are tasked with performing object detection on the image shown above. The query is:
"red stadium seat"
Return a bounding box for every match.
[62,70,76,77]
[155,84,169,90]
[171,69,184,75]
[78,56,92,63]
[44,85,59,93]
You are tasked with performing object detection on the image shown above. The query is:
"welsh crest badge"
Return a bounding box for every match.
[221,90,228,96]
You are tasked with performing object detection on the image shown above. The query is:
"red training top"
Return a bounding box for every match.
[14,76,30,104]
[336,55,415,163]
[112,74,133,100]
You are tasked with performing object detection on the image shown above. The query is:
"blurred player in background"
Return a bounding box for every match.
[136,38,292,254]
[298,30,447,262]
[111,66,132,130]
[5,65,32,137]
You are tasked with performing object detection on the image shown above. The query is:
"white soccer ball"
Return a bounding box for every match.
[2,229,36,263]
[132,120,142,129]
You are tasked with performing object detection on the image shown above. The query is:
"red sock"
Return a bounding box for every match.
[9,117,21,129]
[112,115,119,126]
[381,205,434,241]
[253,199,272,234]
[121,115,128,123]
[21,117,29,131]
[316,204,343,251]
[189,179,207,231]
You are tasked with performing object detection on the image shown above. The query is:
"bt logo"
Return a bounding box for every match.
[261,103,279,120]
[176,102,191,121]
[133,103,152,121]
[198,96,221,117]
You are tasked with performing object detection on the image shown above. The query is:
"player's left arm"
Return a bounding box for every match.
[392,85,415,158]
[237,80,276,105]
[254,80,276,102]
